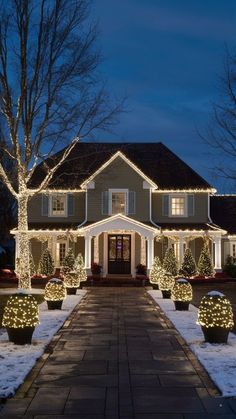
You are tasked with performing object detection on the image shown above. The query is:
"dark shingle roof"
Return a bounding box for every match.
[30,142,213,190]
[28,222,79,230]
[210,195,236,234]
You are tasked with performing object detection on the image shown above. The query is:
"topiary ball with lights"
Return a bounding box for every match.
[64,271,80,288]
[2,292,39,329]
[44,278,67,301]
[159,272,175,291]
[197,291,234,343]
[171,279,193,302]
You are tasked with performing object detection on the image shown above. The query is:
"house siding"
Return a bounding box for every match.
[87,156,150,222]
[28,192,86,224]
[152,193,209,223]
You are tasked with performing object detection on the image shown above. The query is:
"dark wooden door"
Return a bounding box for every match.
[108,235,131,274]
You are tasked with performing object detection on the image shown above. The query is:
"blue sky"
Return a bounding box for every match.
[91,0,236,192]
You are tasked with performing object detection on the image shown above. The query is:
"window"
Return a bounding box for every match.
[112,192,126,214]
[50,194,67,216]
[56,242,67,265]
[230,242,236,262]
[170,196,185,216]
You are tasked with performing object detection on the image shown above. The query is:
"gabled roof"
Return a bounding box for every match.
[210,195,236,234]
[30,142,214,190]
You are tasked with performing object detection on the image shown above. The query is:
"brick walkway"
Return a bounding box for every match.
[1,288,236,418]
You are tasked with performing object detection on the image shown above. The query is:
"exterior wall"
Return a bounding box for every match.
[135,233,141,268]
[74,237,85,258]
[152,193,209,223]
[154,240,163,261]
[30,239,43,269]
[87,157,150,222]
[28,192,86,224]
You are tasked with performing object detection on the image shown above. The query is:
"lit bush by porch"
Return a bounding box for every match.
[44,278,67,301]
[171,279,193,302]
[158,272,175,291]
[64,272,80,288]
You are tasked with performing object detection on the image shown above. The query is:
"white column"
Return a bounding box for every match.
[140,236,146,265]
[94,235,99,263]
[84,234,92,270]
[214,236,222,271]
[147,235,154,269]
[179,236,185,267]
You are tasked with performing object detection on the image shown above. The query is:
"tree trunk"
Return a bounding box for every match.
[17,193,31,289]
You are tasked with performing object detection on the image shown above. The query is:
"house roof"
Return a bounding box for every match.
[156,222,224,232]
[29,142,213,190]
[210,195,236,235]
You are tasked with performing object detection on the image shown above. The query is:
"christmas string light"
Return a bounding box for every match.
[171,279,193,302]
[2,293,39,329]
[197,291,234,329]
[44,278,67,301]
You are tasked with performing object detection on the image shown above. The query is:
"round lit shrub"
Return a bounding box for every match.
[64,271,80,288]
[159,272,175,291]
[171,279,193,302]
[44,278,67,301]
[197,291,234,330]
[2,293,39,329]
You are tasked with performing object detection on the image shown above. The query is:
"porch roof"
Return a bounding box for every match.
[27,222,79,231]
[157,222,225,232]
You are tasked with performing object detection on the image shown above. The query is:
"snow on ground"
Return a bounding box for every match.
[0,290,87,398]
[149,290,236,397]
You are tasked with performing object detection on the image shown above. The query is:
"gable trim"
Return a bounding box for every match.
[80,151,157,190]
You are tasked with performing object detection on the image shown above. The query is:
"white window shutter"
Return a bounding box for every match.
[128,191,136,214]
[42,194,49,216]
[162,195,169,216]
[102,191,109,215]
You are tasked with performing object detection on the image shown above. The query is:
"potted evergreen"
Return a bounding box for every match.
[171,278,193,310]
[64,271,80,294]
[159,272,175,298]
[74,253,87,285]
[38,248,54,276]
[44,278,67,309]
[163,247,178,276]
[2,292,39,344]
[197,291,234,343]
[62,248,75,275]
[149,256,163,289]
[179,248,197,277]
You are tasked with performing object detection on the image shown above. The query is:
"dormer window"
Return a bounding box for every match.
[51,195,66,216]
[170,196,185,216]
[162,194,194,217]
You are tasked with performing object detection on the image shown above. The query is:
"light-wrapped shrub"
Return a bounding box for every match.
[3,292,39,344]
[171,279,193,302]
[62,248,75,275]
[74,253,87,282]
[44,278,67,305]
[197,291,234,343]
[149,257,163,286]
[159,272,175,299]
[64,271,80,294]
[3,293,39,329]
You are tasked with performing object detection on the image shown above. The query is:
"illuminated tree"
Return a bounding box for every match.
[38,248,54,276]
[197,242,214,277]
[74,253,87,282]
[163,247,178,276]
[29,250,36,276]
[62,248,75,275]
[179,248,197,277]
[0,0,122,289]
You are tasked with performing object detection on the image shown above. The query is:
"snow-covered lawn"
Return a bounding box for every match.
[149,290,236,397]
[0,290,87,398]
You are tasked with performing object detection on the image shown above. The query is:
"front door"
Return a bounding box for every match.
[108,235,131,274]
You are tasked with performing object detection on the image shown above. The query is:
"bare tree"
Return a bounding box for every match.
[205,47,236,185]
[0,0,123,288]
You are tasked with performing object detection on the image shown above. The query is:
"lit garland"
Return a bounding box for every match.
[197,291,234,329]
[44,278,67,301]
[64,271,80,288]
[159,272,175,291]
[2,293,39,329]
[171,279,193,302]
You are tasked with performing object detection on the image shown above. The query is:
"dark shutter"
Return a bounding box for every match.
[42,194,49,216]
[162,195,169,216]
[68,194,74,216]
[128,191,136,214]
[102,191,109,215]
[188,194,194,216]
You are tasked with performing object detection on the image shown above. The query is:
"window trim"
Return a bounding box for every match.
[169,194,187,218]
[49,193,68,217]
[108,188,128,215]
[230,241,236,261]
[56,240,68,266]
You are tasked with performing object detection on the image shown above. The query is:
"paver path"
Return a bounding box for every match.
[1,288,236,418]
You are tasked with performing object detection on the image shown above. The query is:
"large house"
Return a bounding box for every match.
[13,142,236,276]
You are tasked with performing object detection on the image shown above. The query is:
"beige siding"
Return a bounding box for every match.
[74,237,85,258]
[30,239,43,270]
[135,233,141,267]
[28,192,86,224]
[152,193,209,223]
[87,156,150,221]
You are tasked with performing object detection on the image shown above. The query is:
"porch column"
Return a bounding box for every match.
[147,235,154,270]
[140,236,146,265]
[179,236,185,266]
[214,236,222,271]
[94,235,99,263]
[84,234,92,270]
